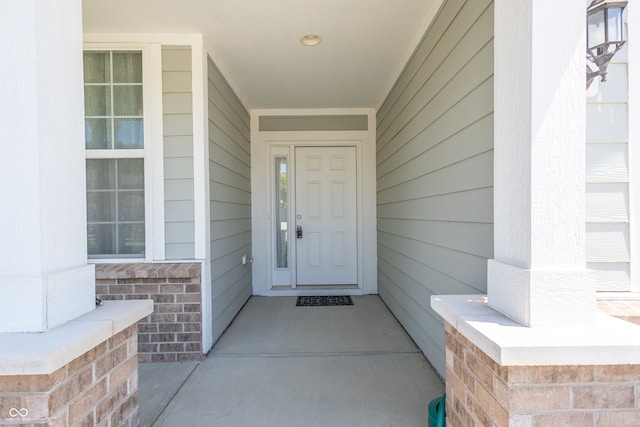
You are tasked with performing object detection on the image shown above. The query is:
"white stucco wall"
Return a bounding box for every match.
[489,0,595,327]
[0,0,95,332]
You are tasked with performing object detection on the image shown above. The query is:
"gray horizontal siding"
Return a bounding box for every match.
[163,46,195,260]
[376,0,494,378]
[208,56,252,343]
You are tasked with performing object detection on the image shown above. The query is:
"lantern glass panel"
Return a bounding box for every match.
[607,7,624,42]
[588,9,606,49]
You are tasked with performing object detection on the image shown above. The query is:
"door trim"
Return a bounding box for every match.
[268,141,361,291]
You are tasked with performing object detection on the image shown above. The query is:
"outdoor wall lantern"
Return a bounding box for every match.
[587,0,628,88]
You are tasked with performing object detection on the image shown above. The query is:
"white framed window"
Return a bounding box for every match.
[83,45,162,260]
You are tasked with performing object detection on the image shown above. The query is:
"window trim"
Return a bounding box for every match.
[84,43,164,262]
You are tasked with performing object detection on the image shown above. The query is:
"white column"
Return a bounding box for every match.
[0,0,95,332]
[489,0,595,326]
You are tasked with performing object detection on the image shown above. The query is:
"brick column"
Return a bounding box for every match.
[432,295,640,427]
[0,326,139,426]
[444,322,640,426]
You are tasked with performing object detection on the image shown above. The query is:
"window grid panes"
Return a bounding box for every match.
[86,159,145,257]
[84,51,144,150]
[84,50,146,259]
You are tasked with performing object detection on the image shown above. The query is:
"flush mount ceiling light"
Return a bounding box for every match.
[300,34,322,46]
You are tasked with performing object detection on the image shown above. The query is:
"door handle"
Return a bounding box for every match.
[296,225,303,239]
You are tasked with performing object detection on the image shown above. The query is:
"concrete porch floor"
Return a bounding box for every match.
[139,295,445,426]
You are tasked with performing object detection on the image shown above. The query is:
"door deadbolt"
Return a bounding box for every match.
[296,225,303,239]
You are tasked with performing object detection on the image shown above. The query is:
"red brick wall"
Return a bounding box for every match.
[0,325,139,426]
[95,263,203,363]
[445,322,640,427]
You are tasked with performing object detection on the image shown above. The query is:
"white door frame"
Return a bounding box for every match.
[250,109,377,296]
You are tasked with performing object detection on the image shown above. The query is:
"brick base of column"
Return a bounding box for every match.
[0,325,139,426]
[445,322,640,426]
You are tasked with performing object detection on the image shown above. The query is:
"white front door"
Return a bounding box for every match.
[295,146,358,285]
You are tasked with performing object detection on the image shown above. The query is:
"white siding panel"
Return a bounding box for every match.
[165,201,195,222]
[162,93,193,115]
[586,223,630,263]
[612,43,628,62]
[165,221,196,243]
[588,263,631,291]
[208,56,251,344]
[378,60,493,165]
[210,143,250,177]
[378,0,492,130]
[378,82,494,181]
[378,28,494,154]
[210,182,251,205]
[162,46,195,260]
[377,151,493,204]
[210,232,251,261]
[209,124,250,166]
[590,64,628,103]
[164,158,194,180]
[163,114,193,136]
[378,266,445,345]
[211,201,251,221]
[165,179,195,201]
[207,63,250,132]
[165,243,195,260]
[585,39,629,292]
[585,183,629,223]
[161,47,192,71]
[211,262,251,300]
[208,82,250,139]
[164,136,193,158]
[210,164,251,192]
[586,104,628,143]
[378,218,493,259]
[378,113,493,187]
[211,269,252,340]
[208,101,249,148]
[378,238,486,294]
[162,71,192,93]
[210,218,251,241]
[377,188,493,224]
[378,273,446,375]
[586,143,629,183]
[376,0,493,378]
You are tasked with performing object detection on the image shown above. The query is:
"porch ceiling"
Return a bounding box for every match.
[81,0,442,110]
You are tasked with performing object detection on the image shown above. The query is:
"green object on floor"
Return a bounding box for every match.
[428,393,446,427]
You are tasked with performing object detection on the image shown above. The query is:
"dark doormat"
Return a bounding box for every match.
[296,296,354,306]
